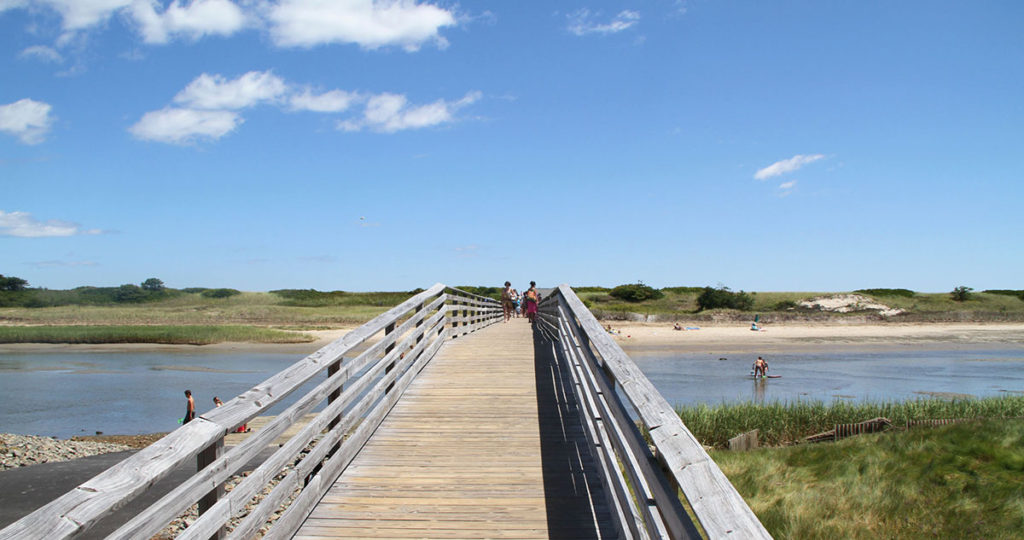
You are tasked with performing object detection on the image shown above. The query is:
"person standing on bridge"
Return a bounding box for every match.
[501,281,514,322]
[524,282,540,324]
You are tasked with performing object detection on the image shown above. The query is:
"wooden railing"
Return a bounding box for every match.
[0,284,501,540]
[536,285,771,539]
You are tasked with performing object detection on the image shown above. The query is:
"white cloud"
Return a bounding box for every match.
[290,88,358,112]
[0,1,29,12]
[754,154,824,180]
[19,45,64,63]
[130,0,247,44]
[0,98,55,144]
[779,180,797,190]
[266,0,457,50]
[0,211,102,237]
[173,71,288,109]
[567,9,639,36]
[340,90,480,133]
[129,107,242,144]
[131,70,479,143]
[41,0,133,31]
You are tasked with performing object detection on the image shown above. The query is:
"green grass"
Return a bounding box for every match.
[713,419,1024,539]
[0,291,394,327]
[0,325,315,345]
[677,395,1024,448]
[576,287,1024,321]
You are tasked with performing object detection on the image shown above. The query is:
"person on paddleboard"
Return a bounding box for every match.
[752,356,769,378]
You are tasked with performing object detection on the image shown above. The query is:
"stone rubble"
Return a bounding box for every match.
[1,433,131,471]
[2,431,312,539]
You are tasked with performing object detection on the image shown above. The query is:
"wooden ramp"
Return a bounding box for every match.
[294,319,616,539]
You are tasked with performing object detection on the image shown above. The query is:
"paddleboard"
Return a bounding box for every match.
[750,375,782,379]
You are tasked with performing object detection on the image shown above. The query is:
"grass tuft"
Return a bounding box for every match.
[713,419,1024,538]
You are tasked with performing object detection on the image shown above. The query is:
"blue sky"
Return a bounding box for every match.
[1,1,1022,293]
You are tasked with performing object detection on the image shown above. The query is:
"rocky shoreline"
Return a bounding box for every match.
[1,433,134,471]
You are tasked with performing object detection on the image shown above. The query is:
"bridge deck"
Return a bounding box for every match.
[293,319,617,539]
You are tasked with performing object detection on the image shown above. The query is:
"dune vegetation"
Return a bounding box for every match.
[713,417,1024,539]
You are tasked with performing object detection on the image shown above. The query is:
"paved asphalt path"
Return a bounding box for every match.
[0,447,277,539]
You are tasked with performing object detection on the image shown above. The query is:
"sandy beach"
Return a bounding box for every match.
[605,322,1024,354]
[2,323,1024,356]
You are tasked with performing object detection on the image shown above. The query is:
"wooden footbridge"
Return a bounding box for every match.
[1,285,770,539]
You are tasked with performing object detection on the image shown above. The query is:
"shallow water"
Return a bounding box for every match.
[0,351,311,439]
[629,348,1024,408]
[2,348,1024,438]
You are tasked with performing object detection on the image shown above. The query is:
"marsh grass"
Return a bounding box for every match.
[713,419,1024,539]
[0,292,390,327]
[0,325,314,345]
[677,396,1024,448]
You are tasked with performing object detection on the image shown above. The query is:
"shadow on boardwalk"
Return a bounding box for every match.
[533,325,619,538]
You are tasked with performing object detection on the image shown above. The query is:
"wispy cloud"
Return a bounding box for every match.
[779,180,797,190]
[131,71,480,144]
[567,9,640,36]
[129,107,242,144]
[340,91,481,133]
[19,45,63,63]
[289,88,358,113]
[754,154,824,180]
[454,244,480,258]
[0,210,103,237]
[174,71,288,110]
[0,98,55,145]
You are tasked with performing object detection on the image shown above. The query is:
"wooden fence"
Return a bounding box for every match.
[535,285,771,539]
[0,284,501,540]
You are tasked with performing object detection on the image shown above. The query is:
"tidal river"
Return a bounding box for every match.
[2,348,1024,439]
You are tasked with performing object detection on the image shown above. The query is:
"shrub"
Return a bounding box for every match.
[202,288,241,299]
[0,275,29,291]
[181,288,209,294]
[696,286,754,311]
[774,300,798,310]
[951,286,973,302]
[855,288,916,298]
[609,283,664,302]
[114,284,147,303]
[983,290,1024,301]
[141,278,165,292]
[660,286,705,295]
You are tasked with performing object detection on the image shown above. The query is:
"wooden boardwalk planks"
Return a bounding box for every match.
[293,320,615,539]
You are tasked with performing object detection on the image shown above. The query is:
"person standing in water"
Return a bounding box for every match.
[752,357,768,378]
[184,390,196,424]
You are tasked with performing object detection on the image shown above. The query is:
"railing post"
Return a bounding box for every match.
[415,302,425,345]
[450,297,460,338]
[384,322,397,393]
[197,436,225,539]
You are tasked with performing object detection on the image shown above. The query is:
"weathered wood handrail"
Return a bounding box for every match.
[536,284,771,539]
[0,284,501,540]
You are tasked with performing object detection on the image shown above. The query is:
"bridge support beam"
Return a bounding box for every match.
[196,437,225,539]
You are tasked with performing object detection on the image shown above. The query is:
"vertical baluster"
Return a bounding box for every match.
[197,436,225,539]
